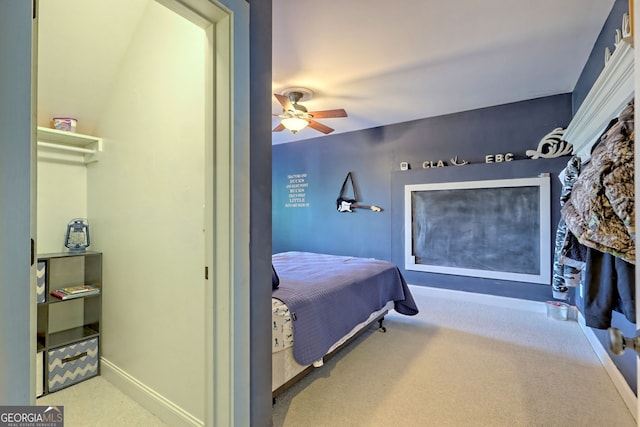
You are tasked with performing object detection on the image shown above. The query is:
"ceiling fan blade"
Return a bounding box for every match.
[274,93,294,111]
[272,123,286,132]
[308,109,348,119]
[308,119,334,134]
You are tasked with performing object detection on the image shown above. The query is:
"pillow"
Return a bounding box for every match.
[272,264,280,290]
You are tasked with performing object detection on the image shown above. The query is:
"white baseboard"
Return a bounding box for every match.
[101,358,203,427]
[407,284,547,314]
[407,285,637,421]
[576,314,637,421]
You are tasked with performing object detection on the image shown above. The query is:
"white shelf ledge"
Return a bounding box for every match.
[37,126,103,164]
[563,40,634,161]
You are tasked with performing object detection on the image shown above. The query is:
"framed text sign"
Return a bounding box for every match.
[404,177,551,284]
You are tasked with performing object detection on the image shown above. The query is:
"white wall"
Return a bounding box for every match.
[37,160,87,253]
[89,1,206,421]
[38,1,206,421]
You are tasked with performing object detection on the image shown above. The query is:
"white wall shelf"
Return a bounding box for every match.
[37,126,103,164]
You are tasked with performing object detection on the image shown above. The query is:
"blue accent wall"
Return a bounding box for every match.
[572,0,630,114]
[249,0,273,424]
[273,94,572,303]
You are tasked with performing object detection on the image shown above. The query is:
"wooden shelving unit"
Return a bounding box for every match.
[36,251,102,396]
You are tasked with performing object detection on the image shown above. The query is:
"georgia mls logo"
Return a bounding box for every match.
[43,406,63,422]
[0,405,64,427]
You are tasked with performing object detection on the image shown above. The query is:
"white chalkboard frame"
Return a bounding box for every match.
[404,177,551,284]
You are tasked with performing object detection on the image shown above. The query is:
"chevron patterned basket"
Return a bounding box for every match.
[48,338,98,392]
[36,261,46,304]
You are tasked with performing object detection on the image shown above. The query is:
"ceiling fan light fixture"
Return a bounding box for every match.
[281,117,309,133]
[273,88,346,135]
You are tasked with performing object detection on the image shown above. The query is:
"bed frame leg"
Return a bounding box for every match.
[378,317,387,333]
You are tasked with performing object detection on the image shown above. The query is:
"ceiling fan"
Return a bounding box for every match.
[273,88,348,135]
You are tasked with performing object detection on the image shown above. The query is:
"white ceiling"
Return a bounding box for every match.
[271,0,616,144]
[37,0,616,144]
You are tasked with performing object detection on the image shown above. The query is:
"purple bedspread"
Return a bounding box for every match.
[272,251,418,366]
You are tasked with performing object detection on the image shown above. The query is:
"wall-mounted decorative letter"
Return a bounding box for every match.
[450,156,469,166]
[622,12,632,44]
[422,160,446,168]
[605,12,633,66]
[485,153,514,163]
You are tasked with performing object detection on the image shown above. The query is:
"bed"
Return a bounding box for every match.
[271,251,419,396]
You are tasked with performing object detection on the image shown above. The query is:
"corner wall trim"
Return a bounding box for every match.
[101,358,204,427]
[563,40,634,161]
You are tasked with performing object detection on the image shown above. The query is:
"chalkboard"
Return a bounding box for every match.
[404,177,551,284]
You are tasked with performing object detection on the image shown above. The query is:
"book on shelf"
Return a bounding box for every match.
[50,284,100,300]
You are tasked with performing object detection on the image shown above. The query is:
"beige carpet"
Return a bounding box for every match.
[272,286,636,427]
[34,286,636,427]
[37,376,167,426]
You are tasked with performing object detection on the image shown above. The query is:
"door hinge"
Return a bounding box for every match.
[31,238,35,266]
[205,266,209,280]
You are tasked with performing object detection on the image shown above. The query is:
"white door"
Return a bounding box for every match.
[0,0,37,404]
[158,1,250,424]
